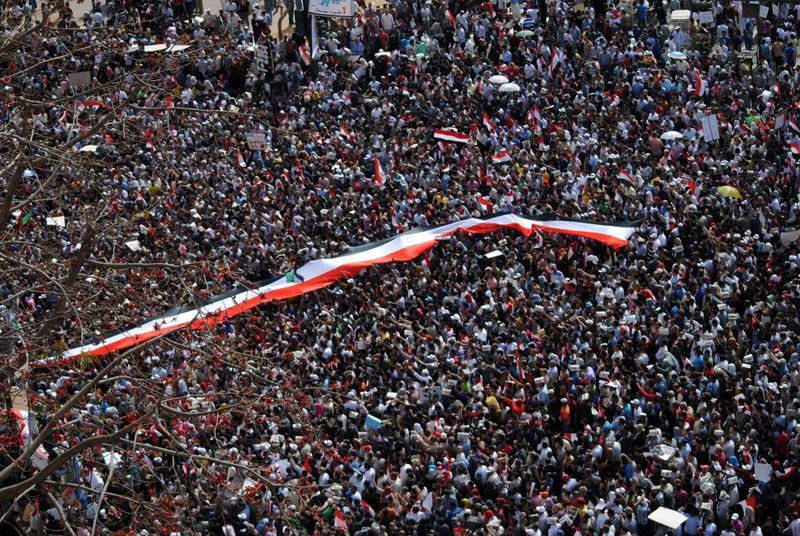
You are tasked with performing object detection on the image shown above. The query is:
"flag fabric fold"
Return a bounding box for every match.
[47,214,637,364]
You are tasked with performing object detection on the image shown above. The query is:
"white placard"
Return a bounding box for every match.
[485,250,503,259]
[46,216,66,228]
[144,43,168,52]
[701,115,720,141]
[776,113,785,129]
[697,11,714,24]
[308,0,355,17]
[246,131,266,150]
[759,5,769,18]
[79,145,98,153]
[648,507,688,529]
[754,462,772,482]
[651,444,677,461]
[125,240,141,252]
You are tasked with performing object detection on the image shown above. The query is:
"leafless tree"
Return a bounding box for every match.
[0,9,308,535]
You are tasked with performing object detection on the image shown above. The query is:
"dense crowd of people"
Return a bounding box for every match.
[3,0,800,535]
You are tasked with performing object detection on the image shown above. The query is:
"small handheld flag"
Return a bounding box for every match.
[433,129,470,144]
[492,151,512,165]
[374,156,386,187]
[482,112,496,134]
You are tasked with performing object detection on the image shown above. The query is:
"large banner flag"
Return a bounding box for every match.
[46,214,637,364]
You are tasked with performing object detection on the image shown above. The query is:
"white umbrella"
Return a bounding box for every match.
[660,131,684,141]
[490,75,510,84]
[499,82,521,93]
[667,51,687,60]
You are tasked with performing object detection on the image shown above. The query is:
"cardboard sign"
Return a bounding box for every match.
[68,71,92,88]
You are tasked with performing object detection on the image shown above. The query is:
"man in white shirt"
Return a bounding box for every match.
[380,8,396,31]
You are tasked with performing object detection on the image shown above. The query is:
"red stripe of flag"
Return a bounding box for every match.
[790,143,800,155]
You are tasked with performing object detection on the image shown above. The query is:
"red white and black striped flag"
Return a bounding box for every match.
[482,112,496,134]
[492,151,512,165]
[48,215,637,364]
[374,156,386,187]
[433,129,470,144]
